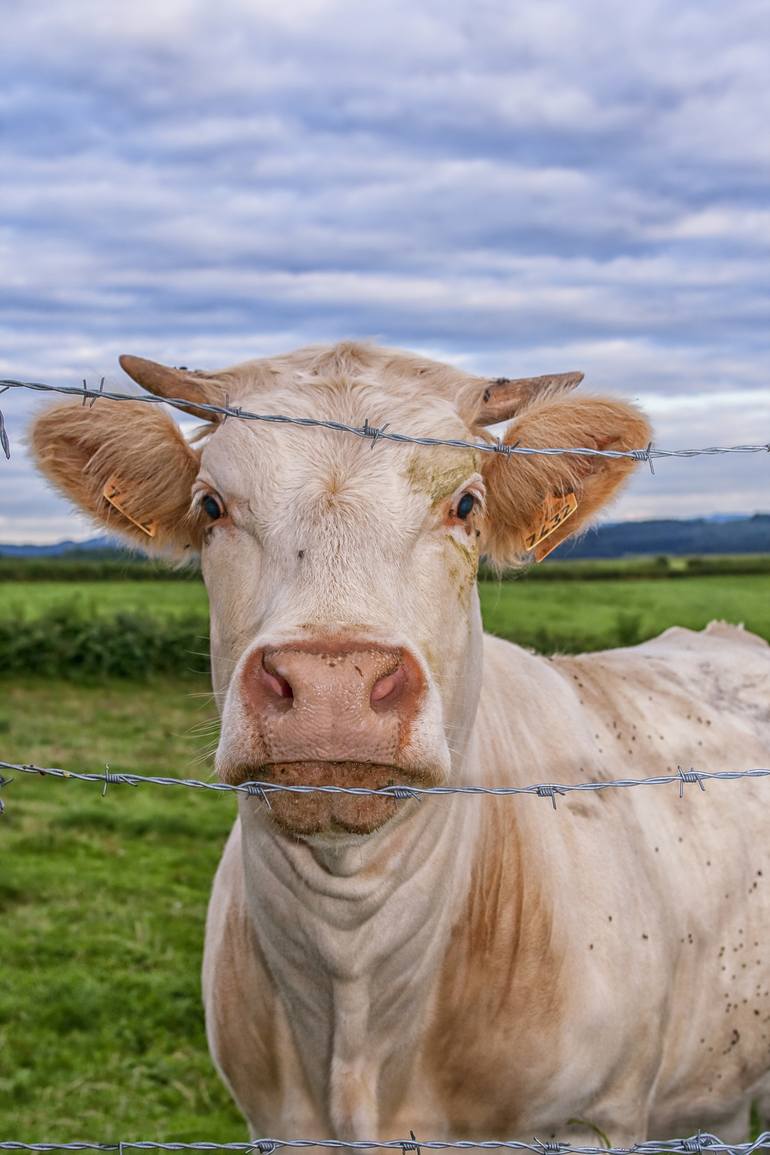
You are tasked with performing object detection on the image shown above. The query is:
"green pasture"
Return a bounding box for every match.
[1,572,768,672]
[479,572,770,650]
[0,679,243,1139]
[0,580,207,618]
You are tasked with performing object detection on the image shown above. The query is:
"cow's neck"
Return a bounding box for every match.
[238,772,482,1134]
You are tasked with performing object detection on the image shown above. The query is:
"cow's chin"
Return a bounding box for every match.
[239,760,430,838]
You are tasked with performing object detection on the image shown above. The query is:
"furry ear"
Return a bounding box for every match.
[481,394,651,567]
[29,400,203,554]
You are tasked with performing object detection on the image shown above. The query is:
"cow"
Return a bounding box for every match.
[31,342,770,1147]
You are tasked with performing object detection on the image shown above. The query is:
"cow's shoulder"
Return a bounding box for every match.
[478,623,770,776]
[549,621,769,682]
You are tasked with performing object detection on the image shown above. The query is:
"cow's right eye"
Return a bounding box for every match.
[456,493,476,519]
[202,494,224,520]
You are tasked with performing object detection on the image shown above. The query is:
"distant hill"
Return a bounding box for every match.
[0,537,115,558]
[1,514,769,561]
[561,513,770,559]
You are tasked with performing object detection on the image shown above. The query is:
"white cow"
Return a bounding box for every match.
[31,342,770,1146]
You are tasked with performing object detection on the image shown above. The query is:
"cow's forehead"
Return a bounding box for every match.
[220,341,481,408]
[197,348,480,503]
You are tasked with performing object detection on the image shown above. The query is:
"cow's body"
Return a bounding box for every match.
[30,341,770,1145]
[204,620,770,1144]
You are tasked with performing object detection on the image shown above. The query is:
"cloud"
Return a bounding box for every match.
[0,0,768,540]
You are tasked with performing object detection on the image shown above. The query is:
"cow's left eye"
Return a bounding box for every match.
[202,494,224,520]
[456,493,476,520]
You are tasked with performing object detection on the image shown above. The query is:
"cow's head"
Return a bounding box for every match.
[31,343,650,841]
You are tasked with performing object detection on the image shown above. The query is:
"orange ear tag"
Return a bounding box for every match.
[525,493,578,562]
[102,475,157,538]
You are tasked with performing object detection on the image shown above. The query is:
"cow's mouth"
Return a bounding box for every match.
[235,759,431,837]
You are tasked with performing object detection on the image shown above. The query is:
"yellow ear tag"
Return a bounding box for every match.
[525,492,578,562]
[102,476,157,538]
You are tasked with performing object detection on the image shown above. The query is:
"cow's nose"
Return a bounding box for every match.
[241,641,425,766]
[259,644,412,713]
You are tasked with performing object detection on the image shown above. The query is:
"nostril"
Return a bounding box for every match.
[261,659,294,703]
[371,663,406,709]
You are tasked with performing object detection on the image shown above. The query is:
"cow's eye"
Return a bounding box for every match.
[456,492,476,520]
[202,494,224,521]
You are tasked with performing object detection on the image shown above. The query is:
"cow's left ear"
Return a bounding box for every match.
[480,394,652,567]
[29,399,203,556]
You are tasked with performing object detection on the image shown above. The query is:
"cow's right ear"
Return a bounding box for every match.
[29,399,203,555]
[480,393,651,567]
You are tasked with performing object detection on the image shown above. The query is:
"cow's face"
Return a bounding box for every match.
[196,367,488,840]
[31,343,650,842]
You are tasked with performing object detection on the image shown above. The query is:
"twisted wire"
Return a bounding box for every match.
[1,1133,770,1154]
[1,759,767,808]
[1,378,769,465]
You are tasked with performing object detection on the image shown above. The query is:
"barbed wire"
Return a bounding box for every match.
[2,758,769,811]
[2,377,769,467]
[2,380,769,1153]
[1,1133,770,1154]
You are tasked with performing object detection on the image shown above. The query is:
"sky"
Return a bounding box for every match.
[1,0,769,543]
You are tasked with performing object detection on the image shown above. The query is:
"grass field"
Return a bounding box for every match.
[480,572,770,648]
[0,581,206,618]
[3,572,769,658]
[0,679,244,1140]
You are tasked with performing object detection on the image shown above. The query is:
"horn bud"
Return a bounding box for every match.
[119,355,222,422]
[475,371,584,425]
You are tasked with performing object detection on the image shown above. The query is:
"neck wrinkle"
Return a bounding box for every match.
[237,746,485,985]
[241,779,479,922]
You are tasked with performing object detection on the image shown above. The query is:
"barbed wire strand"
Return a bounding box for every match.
[2,378,769,466]
[1,759,767,809]
[1,1133,770,1154]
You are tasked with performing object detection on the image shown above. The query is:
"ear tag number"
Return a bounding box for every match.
[526,492,578,562]
[102,475,157,538]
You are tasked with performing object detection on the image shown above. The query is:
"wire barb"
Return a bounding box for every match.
[243,781,273,810]
[630,443,656,476]
[361,417,390,448]
[0,403,9,460]
[0,771,10,814]
[677,766,707,798]
[536,784,567,810]
[402,1132,421,1155]
[386,786,422,801]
